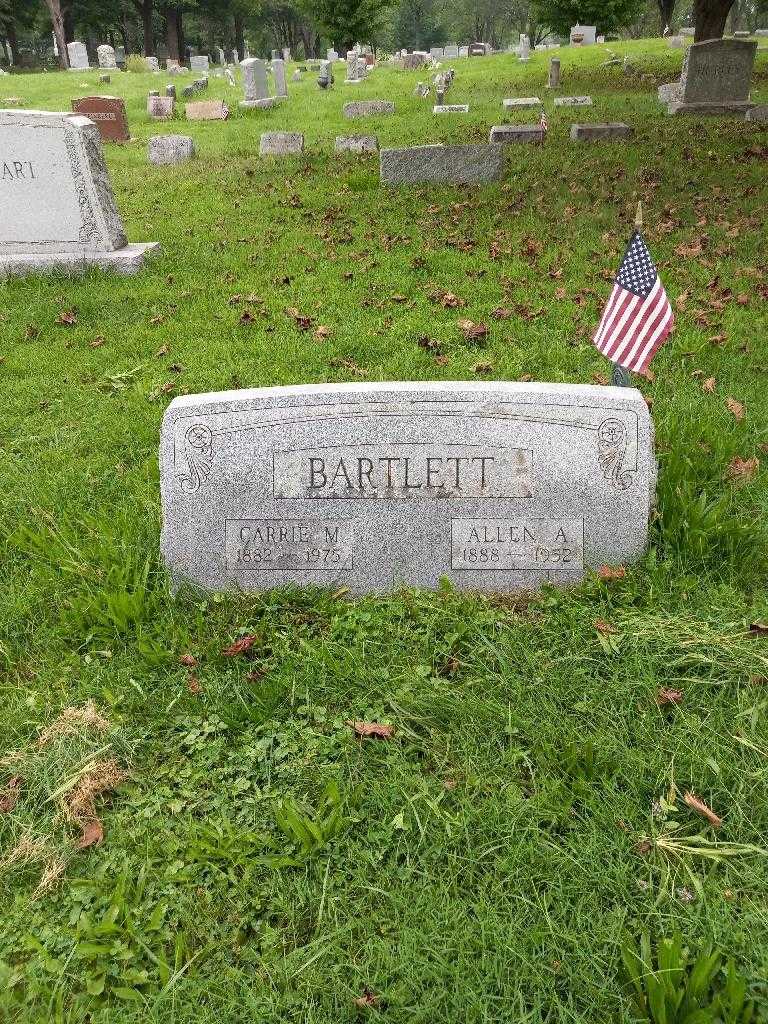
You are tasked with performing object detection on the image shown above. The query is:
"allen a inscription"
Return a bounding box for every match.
[160,382,656,594]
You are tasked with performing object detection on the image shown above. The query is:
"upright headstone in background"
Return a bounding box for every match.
[282,47,291,62]
[548,57,561,87]
[230,48,239,63]
[444,44,459,58]
[67,41,90,70]
[146,56,160,72]
[115,46,125,66]
[345,52,363,82]
[468,42,487,56]
[148,95,175,118]
[190,54,209,73]
[240,57,276,108]
[430,47,444,59]
[317,60,334,89]
[97,44,117,69]
[160,382,655,595]
[459,45,469,57]
[272,58,288,97]
[519,34,531,61]
[217,47,226,64]
[666,38,757,114]
[71,95,130,143]
[0,110,158,277]
[569,24,596,45]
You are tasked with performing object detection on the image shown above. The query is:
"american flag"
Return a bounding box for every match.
[592,228,674,375]
[539,108,548,134]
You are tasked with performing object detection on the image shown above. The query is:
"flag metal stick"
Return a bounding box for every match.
[611,202,643,388]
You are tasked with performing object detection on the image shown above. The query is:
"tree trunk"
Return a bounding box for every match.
[142,0,153,55]
[44,0,69,66]
[233,12,244,59]
[694,0,735,40]
[164,5,179,59]
[63,6,74,44]
[7,21,19,63]
[177,9,185,62]
[656,0,676,32]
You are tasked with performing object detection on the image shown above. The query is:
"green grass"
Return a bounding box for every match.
[2,38,768,1022]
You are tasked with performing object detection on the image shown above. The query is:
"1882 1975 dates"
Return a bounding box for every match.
[226,519,353,571]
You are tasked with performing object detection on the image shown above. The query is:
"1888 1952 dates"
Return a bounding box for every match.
[226,519,353,571]
[451,518,584,572]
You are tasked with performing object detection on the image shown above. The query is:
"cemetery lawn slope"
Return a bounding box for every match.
[1,39,768,1023]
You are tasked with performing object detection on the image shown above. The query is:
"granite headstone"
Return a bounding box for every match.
[160,382,655,594]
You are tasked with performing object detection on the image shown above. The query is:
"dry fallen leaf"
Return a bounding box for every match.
[724,456,759,485]
[598,565,626,581]
[179,653,197,667]
[0,776,22,813]
[457,319,489,342]
[347,721,395,739]
[314,325,331,341]
[55,308,77,326]
[683,791,722,828]
[89,336,105,348]
[187,674,203,695]
[595,619,618,635]
[353,988,381,1009]
[726,397,745,421]
[701,376,716,393]
[657,687,684,706]
[76,818,104,850]
[223,635,258,656]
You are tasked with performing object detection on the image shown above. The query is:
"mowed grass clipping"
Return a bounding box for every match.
[1,38,768,1023]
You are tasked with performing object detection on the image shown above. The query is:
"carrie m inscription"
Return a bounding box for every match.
[160,381,656,594]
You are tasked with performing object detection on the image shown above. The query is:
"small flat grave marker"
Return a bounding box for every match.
[71,95,130,143]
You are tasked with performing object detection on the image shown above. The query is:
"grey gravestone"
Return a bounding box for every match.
[97,44,116,69]
[190,54,209,73]
[548,57,561,88]
[217,47,226,64]
[181,85,195,98]
[571,122,634,141]
[667,38,757,115]
[240,58,277,108]
[327,49,339,61]
[745,104,768,121]
[146,56,160,72]
[292,69,302,82]
[0,110,157,278]
[381,144,505,185]
[115,46,125,65]
[519,34,531,61]
[259,131,304,155]
[490,124,544,144]
[570,24,596,44]
[317,61,334,89]
[99,74,111,84]
[165,83,176,98]
[503,97,542,108]
[343,100,395,118]
[148,133,195,164]
[272,58,288,97]
[414,82,430,97]
[459,46,469,57]
[658,81,682,103]
[554,95,593,106]
[335,134,379,153]
[444,44,459,58]
[667,35,684,47]
[160,382,655,595]
[224,68,236,86]
[67,41,90,70]
[148,95,175,118]
[430,47,444,59]
[433,104,469,113]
